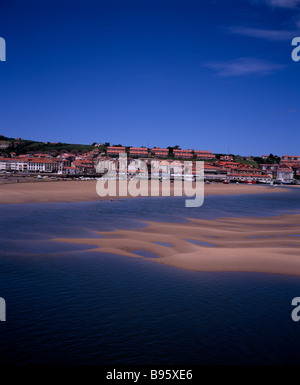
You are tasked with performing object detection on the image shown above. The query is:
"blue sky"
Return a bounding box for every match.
[0,0,299,156]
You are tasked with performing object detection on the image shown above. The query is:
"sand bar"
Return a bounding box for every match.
[0,180,286,204]
[53,212,300,276]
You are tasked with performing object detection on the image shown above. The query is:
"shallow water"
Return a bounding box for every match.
[184,239,216,247]
[0,187,300,364]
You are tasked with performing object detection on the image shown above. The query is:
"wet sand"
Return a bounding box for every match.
[53,213,300,276]
[0,179,285,204]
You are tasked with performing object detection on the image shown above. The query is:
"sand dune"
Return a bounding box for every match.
[53,213,300,276]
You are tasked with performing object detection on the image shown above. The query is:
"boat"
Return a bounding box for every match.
[244,179,256,184]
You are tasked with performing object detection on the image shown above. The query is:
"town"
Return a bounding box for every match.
[0,135,299,185]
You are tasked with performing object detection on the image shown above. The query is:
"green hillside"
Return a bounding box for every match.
[0,135,98,156]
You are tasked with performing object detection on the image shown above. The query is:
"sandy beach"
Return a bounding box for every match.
[54,212,300,276]
[0,179,286,204]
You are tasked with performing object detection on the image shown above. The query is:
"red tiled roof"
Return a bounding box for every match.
[230,174,271,178]
[282,155,300,158]
[29,159,58,164]
[173,149,193,153]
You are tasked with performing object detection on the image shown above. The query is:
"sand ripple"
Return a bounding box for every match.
[53,213,300,276]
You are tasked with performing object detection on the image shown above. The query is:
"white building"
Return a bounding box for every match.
[27,159,59,173]
[0,157,29,172]
[229,173,272,183]
[277,166,294,184]
[63,166,79,175]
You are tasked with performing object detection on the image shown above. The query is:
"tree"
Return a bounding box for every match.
[253,157,264,165]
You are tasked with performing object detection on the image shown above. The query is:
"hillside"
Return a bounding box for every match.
[0,135,100,156]
[0,135,282,165]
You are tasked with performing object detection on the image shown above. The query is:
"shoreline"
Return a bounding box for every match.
[53,211,300,276]
[0,179,287,205]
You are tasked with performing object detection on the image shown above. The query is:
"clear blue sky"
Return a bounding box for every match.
[0,0,299,156]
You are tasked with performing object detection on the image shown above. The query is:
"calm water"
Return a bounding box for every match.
[0,187,300,364]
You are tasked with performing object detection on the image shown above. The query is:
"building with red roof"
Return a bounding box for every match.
[277,166,294,183]
[107,146,126,156]
[173,149,193,159]
[194,150,215,160]
[151,148,169,158]
[129,147,149,157]
[27,158,59,173]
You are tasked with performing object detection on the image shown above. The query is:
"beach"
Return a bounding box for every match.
[0,179,286,204]
[54,212,300,276]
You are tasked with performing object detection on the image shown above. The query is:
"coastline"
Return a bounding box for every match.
[54,212,300,276]
[0,179,287,204]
